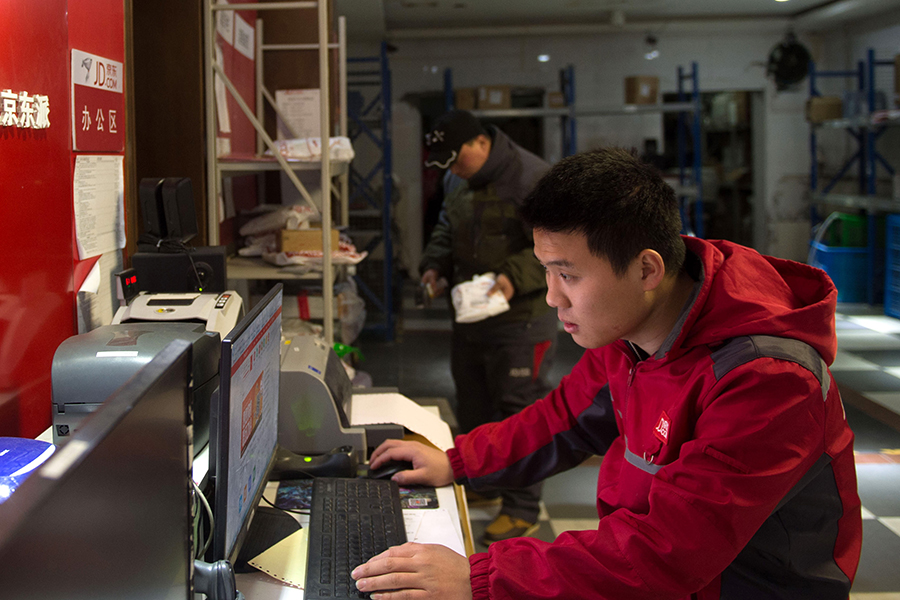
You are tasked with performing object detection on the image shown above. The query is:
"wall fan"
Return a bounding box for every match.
[766,31,812,91]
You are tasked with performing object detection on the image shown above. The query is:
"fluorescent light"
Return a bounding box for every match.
[538,54,550,62]
[776,0,790,2]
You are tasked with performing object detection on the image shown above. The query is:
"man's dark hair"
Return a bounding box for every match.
[520,147,686,277]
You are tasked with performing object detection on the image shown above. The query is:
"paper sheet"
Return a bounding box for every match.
[412,509,466,556]
[248,528,308,589]
[276,89,321,140]
[349,393,454,451]
[215,0,234,45]
[76,251,122,333]
[73,155,125,260]
[234,14,255,60]
[214,45,231,134]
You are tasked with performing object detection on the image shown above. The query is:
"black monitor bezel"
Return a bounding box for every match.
[210,283,283,564]
[0,340,193,599]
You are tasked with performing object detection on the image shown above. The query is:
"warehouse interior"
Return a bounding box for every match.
[2,0,900,597]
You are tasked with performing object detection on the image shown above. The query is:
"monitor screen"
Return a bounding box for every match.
[211,283,283,563]
[0,340,194,600]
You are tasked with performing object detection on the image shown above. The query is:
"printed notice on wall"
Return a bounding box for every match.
[73,155,125,260]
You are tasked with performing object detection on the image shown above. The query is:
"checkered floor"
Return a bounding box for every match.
[360,293,900,598]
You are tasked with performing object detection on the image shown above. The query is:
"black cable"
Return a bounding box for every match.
[261,493,309,517]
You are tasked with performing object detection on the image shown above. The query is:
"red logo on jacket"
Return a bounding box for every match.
[654,411,671,444]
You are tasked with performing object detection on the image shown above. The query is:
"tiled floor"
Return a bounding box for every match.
[357,291,900,597]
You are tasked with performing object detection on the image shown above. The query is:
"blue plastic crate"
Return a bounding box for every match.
[885,215,900,318]
[809,242,873,304]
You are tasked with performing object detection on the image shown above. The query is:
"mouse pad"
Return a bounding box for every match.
[275,479,313,510]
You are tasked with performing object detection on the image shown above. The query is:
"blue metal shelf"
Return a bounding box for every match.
[348,41,395,340]
[808,48,898,306]
[442,62,704,237]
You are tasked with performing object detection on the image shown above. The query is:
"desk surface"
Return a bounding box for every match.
[236,479,470,599]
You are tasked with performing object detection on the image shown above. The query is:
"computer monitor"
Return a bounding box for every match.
[210,283,283,564]
[0,340,194,600]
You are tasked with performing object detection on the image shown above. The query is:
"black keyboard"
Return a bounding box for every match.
[304,477,407,600]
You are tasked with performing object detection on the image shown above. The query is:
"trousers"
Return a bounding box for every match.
[450,310,558,522]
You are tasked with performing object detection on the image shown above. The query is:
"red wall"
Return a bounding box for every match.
[0,0,124,437]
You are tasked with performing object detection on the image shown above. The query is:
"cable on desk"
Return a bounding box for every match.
[193,479,214,558]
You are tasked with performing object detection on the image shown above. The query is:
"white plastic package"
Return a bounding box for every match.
[451,273,510,324]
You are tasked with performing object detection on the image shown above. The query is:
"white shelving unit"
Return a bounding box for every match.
[204,0,347,343]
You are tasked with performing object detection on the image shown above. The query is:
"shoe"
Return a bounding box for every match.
[465,490,502,508]
[481,514,539,545]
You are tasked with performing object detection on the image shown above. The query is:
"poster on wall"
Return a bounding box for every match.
[73,154,125,260]
[71,49,124,151]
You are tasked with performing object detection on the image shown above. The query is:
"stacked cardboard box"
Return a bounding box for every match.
[625,76,659,105]
[278,228,340,253]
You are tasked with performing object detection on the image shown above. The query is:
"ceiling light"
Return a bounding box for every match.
[538,54,550,63]
[775,0,790,2]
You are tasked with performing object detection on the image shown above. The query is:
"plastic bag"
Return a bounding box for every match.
[451,273,510,324]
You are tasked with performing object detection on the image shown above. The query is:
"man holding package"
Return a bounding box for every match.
[419,109,558,544]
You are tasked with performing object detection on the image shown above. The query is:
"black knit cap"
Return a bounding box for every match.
[423,110,486,169]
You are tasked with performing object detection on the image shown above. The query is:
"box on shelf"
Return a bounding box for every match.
[546,91,566,108]
[806,96,843,123]
[624,76,659,105]
[477,85,512,109]
[278,228,340,253]
[455,88,477,111]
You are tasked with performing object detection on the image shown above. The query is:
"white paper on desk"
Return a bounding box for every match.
[248,528,308,590]
[350,393,454,451]
[73,155,125,260]
[409,509,466,557]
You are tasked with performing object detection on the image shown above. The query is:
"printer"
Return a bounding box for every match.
[279,336,403,463]
[51,323,220,453]
[112,291,243,339]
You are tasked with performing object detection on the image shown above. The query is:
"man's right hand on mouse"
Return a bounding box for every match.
[368,439,454,487]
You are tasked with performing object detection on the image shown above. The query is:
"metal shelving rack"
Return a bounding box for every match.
[204,0,346,343]
[347,41,395,341]
[808,48,899,305]
[442,62,704,236]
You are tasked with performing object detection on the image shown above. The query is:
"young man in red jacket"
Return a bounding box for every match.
[352,147,862,600]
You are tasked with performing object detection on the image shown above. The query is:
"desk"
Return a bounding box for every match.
[235,407,473,599]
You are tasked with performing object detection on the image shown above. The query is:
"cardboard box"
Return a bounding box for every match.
[546,91,566,108]
[477,85,512,109]
[278,228,340,253]
[624,76,659,105]
[455,88,477,111]
[806,96,843,123]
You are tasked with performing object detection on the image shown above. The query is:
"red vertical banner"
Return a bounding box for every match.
[0,0,74,437]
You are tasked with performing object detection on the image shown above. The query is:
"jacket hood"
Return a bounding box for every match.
[662,237,838,365]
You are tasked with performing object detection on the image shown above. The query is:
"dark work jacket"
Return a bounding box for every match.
[419,127,551,325]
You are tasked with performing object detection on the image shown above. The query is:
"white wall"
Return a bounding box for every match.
[348,12,900,269]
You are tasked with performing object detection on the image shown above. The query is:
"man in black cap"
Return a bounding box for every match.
[419,110,558,545]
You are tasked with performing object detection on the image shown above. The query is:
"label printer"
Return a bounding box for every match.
[279,335,403,464]
[51,323,221,453]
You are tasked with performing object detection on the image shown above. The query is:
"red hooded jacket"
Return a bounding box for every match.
[448,237,862,599]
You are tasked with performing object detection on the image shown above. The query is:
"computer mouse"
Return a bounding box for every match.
[367,459,414,480]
